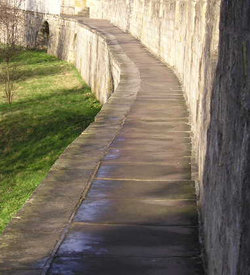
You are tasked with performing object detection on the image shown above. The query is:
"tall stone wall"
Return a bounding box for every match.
[203,1,250,274]
[86,0,250,274]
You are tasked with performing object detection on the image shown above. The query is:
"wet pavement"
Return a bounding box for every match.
[0,19,203,274]
[48,20,203,274]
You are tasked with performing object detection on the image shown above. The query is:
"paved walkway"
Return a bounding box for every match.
[48,20,203,274]
[0,19,203,274]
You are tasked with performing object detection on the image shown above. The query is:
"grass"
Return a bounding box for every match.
[0,50,102,233]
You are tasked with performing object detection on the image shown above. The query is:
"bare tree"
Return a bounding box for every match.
[0,0,25,104]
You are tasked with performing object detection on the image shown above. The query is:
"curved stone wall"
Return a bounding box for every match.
[48,17,118,104]
[25,14,125,104]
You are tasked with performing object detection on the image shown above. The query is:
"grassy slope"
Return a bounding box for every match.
[0,50,101,233]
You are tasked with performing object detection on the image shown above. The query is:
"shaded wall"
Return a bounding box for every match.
[203,1,250,274]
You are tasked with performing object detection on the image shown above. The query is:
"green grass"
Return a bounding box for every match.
[0,50,102,233]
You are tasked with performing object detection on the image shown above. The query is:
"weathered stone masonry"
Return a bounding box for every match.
[24,13,119,104]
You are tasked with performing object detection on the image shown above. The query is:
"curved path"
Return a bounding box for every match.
[0,19,203,274]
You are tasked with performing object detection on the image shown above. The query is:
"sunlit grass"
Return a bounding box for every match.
[0,50,101,233]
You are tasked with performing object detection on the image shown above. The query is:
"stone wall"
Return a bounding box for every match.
[202,1,250,274]
[21,0,62,14]
[24,14,120,103]
[20,0,87,16]
[48,17,119,103]
[86,0,250,274]
[61,0,87,15]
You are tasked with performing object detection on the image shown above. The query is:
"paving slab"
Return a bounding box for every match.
[87,180,196,200]
[110,136,191,146]
[122,120,190,132]
[74,198,197,225]
[116,130,191,139]
[49,256,203,275]
[135,95,186,101]
[96,163,191,181]
[139,82,182,93]
[103,149,191,164]
[131,101,189,111]
[56,224,200,257]
[110,137,191,150]
[128,108,189,121]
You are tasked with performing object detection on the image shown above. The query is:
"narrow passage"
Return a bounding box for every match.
[49,19,203,274]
